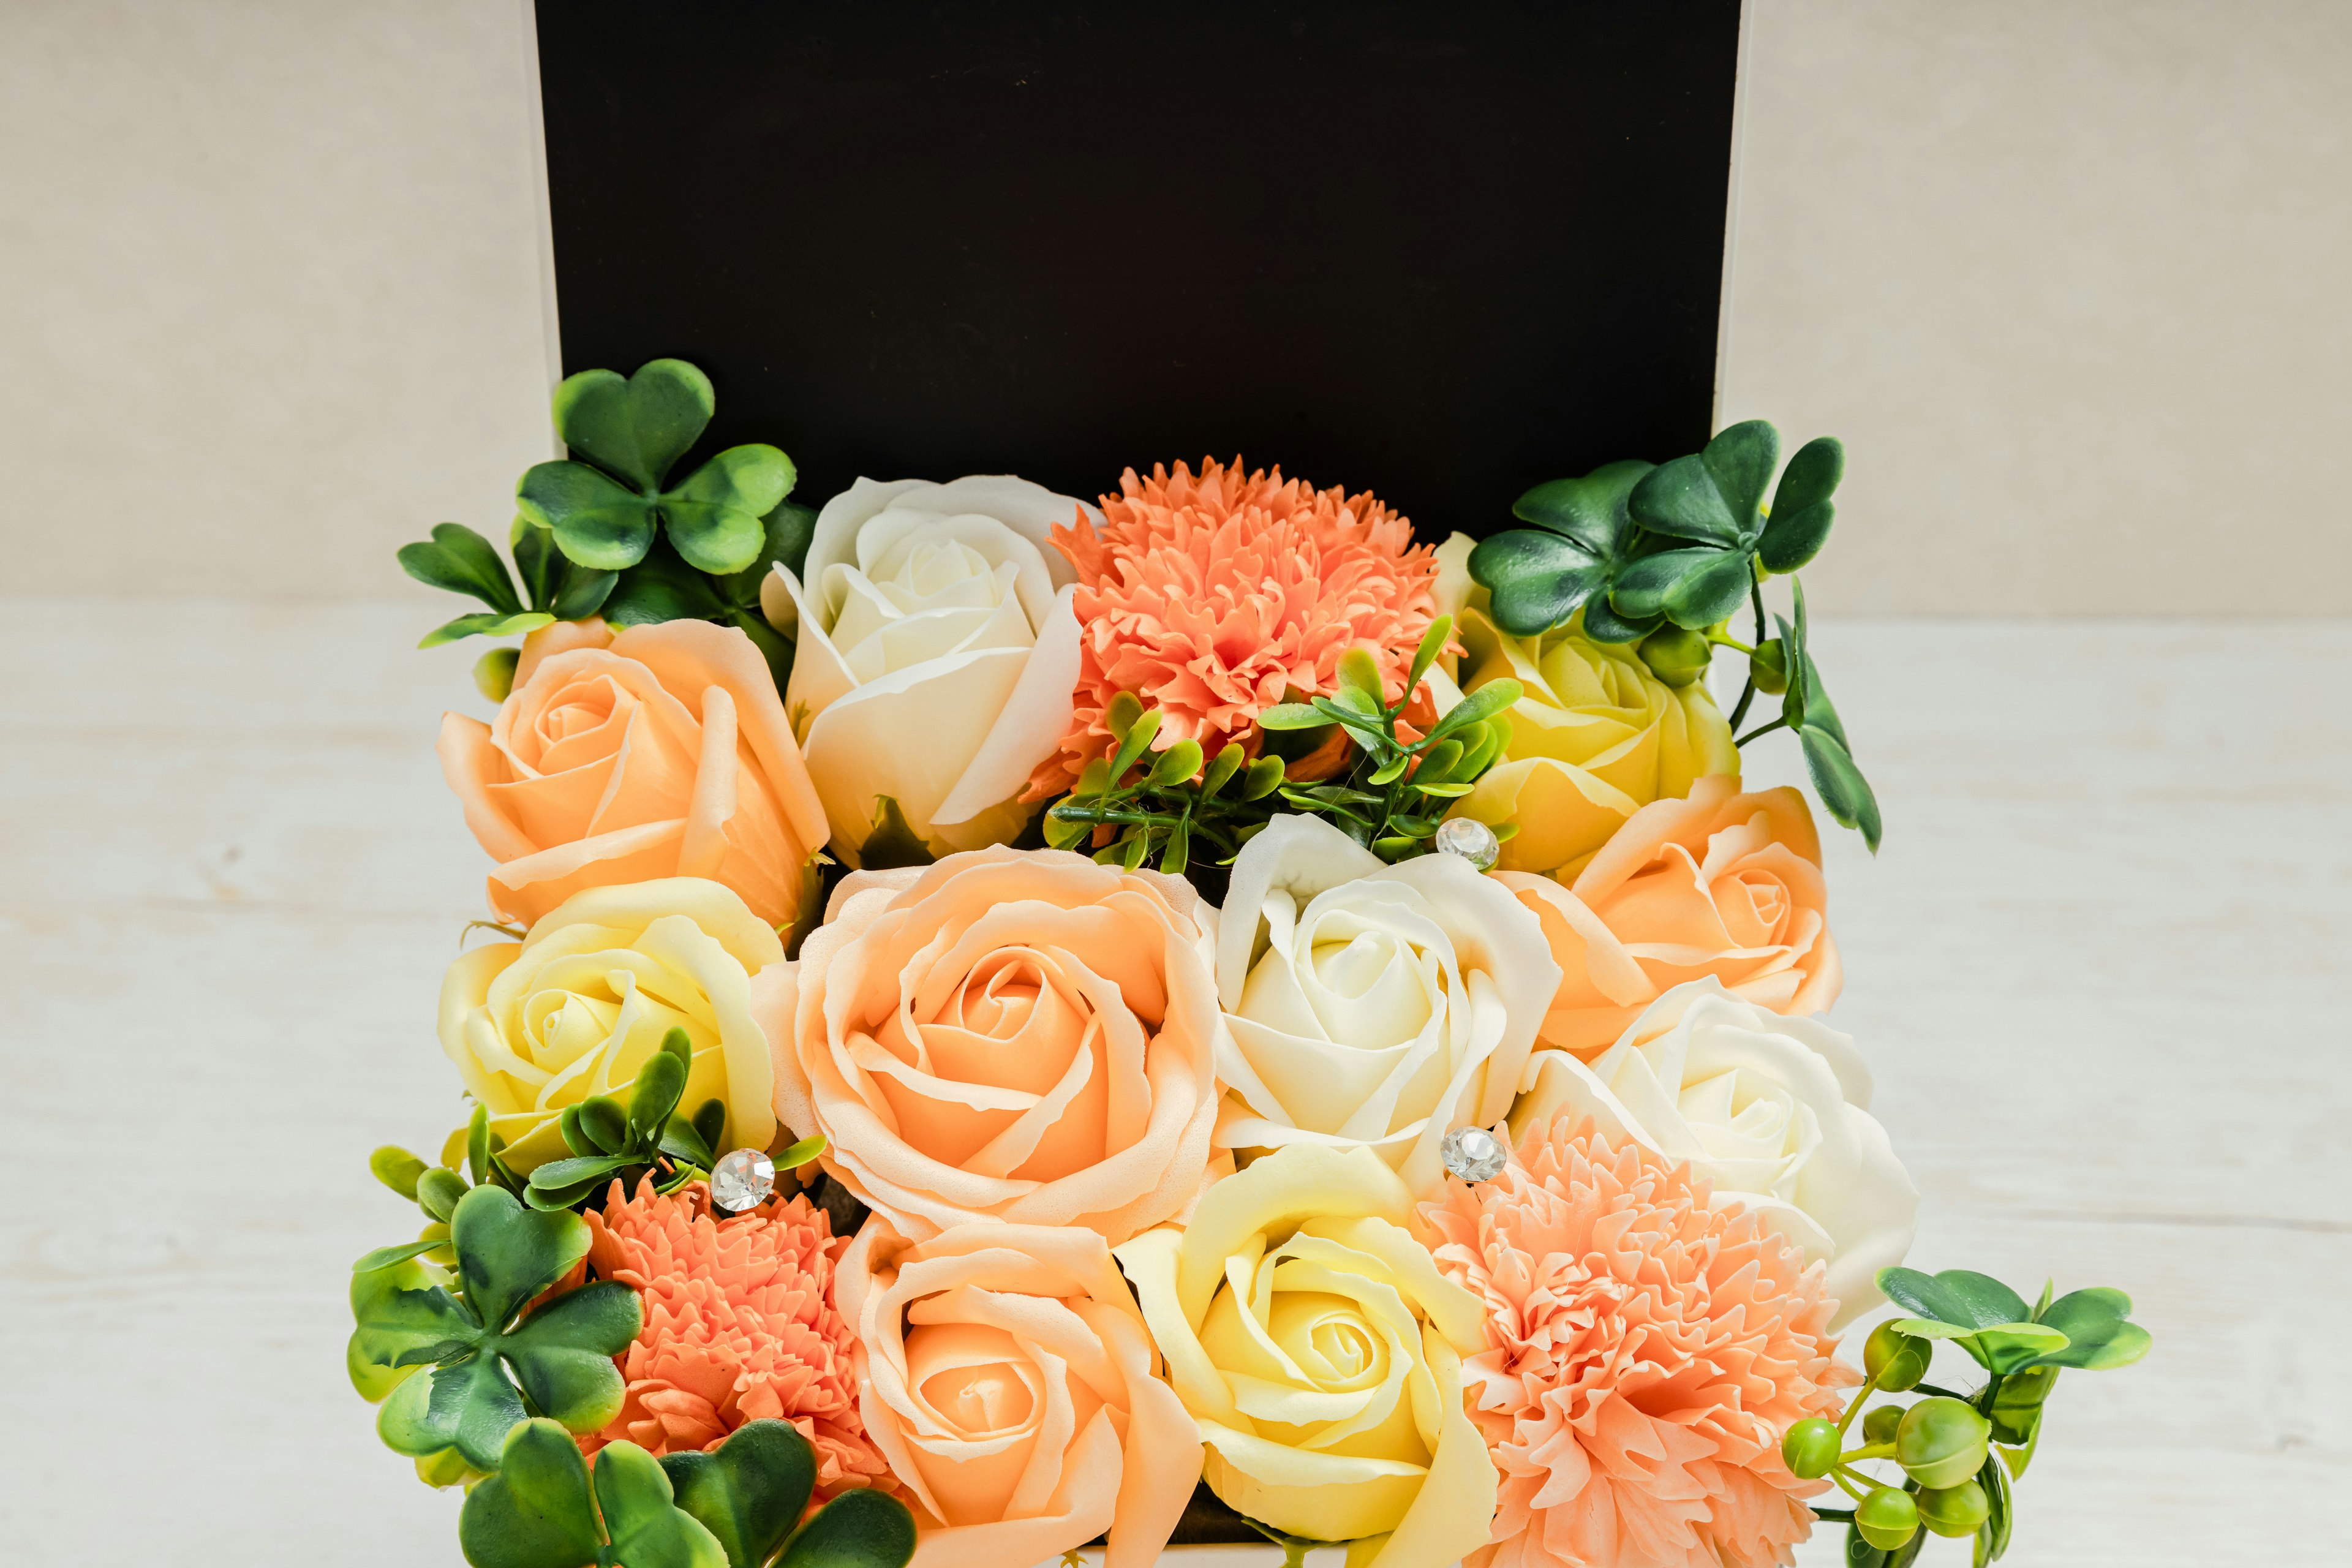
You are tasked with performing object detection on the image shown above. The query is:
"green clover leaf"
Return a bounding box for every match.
[1610,421,1844,631]
[459,1420,726,1568]
[661,1421,816,1568]
[1468,461,1656,639]
[348,1185,641,1472]
[516,360,797,579]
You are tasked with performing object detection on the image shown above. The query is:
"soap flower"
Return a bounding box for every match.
[1507,980,1917,1327]
[438,617,828,927]
[1028,457,1446,797]
[579,1177,890,1494]
[839,1218,1200,1568]
[1446,604,1738,881]
[437,877,781,1172]
[762,845,1224,1243]
[1115,1144,1499,1568]
[1499,776,1840,1056]
[1419,1117,1854,1568]
[761,475,1101,866]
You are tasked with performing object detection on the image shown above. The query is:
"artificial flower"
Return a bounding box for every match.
[760,475,1100,866]
[1499,775,1841,1055]
[1446,604,1738,881]
[1213,813,1561,1196]
[1508,980,1917,1326]
[1115,1144,1498,1568]
[1028,457,1446,797]
[839,1218,1200,1568]
[437,877,780,1172]
[763,846,1224,1243]
[438,617,828,927]
[580,1177,889,1493]
[1419,1116,1853,1568]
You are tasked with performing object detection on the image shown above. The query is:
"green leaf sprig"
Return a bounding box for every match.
[458,1417,916,1568]
[1777,1267,2150,1567]
[1041,696,1291,875]
[347,1186,641,1476]
[397,518,617,662]
[1254,616,1521,862]
[371,1103,529,1267]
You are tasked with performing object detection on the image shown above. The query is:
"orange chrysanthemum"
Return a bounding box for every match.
[1028,457,1444,797]
[580,1179,890,1494]
[1419,1120,1856,1568]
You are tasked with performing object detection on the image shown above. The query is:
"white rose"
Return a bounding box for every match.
[761,475,1098,866]
[1214,813,1562,1196]
[1509,977,1918,1327]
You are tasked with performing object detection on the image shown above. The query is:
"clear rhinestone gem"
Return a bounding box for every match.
[1441,1126,1509,1183]
[1432,816,1500,873]
[709,1147,776,1212]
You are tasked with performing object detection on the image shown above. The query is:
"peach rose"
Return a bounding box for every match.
[839,1218,1202,1568]
[438,618,829,927]
[1498,775,1841,1057]
[763,846,1225,1243]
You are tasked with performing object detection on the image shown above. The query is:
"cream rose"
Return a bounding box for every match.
[437,878,780,1172]
[839,1219,1201,1568]
[762,846,1224,1243]
[1214,814,1561,1197]
[1115,1144,1498,1568]
[1509,978,1917,1326]
[760,475,1099,866]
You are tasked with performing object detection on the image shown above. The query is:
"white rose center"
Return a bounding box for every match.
[822,529,1038,685]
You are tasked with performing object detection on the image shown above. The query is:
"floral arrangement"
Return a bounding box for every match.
[356,358,2150,1568]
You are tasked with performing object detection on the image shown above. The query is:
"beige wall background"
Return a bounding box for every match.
[4,0,2348,613]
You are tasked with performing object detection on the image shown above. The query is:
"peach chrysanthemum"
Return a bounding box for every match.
[1419,1119,1856,1568]
[1028,456,1444,796]
[580,1178,890,1494]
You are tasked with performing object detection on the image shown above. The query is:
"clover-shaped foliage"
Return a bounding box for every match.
[1879,1268,2151,1379]
[1771,580,1883,853]
[459,1418,916,1568]
[348,1185,641,1474]
[397,519,619,649]
[1469,421,1843,642]
[519,360,797,579]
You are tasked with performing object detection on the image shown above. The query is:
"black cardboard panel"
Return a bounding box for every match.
[535,0,1742,537]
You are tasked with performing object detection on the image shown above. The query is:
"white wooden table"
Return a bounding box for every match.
[2,600,2343,1565]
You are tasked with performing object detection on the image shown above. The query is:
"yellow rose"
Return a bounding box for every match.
[437,878,782,1172]
[1113,1145,1496,1568]
[1448,604,1738,880]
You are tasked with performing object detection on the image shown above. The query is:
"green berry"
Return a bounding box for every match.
[1855,1486,1920,1551]
[1917,1480,1992,1538]
[1750,636,1790,694]
[1862,1403,1903,1446]
[1864,1321,1931,1391]
[1897,1396,1992,1489]
[1636,627,1711,688]
[472,646,519,704]
[1781,1417,1841,1480]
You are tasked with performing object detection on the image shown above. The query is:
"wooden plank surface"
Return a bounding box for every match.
[1,598,2344,1565]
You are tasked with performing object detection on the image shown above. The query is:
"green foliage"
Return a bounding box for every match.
[1466,461,1656,642]
[458,1419,916,1568]
[1825,1265,2150,1566]
[348,1186,640,1474]
[1045,616,1518,869]
[525,1028,736,1211]
[396,519,612,649]
[1771,580,1883,853]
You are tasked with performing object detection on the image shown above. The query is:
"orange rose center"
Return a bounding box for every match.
[1716,869,1791,946]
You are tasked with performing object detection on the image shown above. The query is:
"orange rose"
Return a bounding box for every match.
[437,619,828,927]
[762,847,1226,1243]
[839,1218,1201,1568]
[1500,775,1841,1057]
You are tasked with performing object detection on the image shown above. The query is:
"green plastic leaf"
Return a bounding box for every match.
[1800,724,1883,854]
[1628,419,1777,548]
[420,611,555,650]
[1976,1448,2013,1565]
[349,1251,474,1393]
[1888,1316,1980,1341]
[631,1048,689,1142]
[459,1419,605,1568]
[1405,613,1453,701]
[552,360,715,494]
[451,1185,592,1333]
[660,1115,718,1172]
[578,1096,630,1154]
[1759,436,1842,573]
[602,537,735,627]
[1257,703,1330,731]
[497,1281,636,1432]
[371,1145,429,1200]
[1512,460,1655,556]
[1577,597,1660,644]
[1879,1268,2030,1332]
[692,1099,728,1156]
[595,1442,728,1568]
[663,445,796,574]
[518,462,660,571]
[777,1486,918,1568]
[1965,1322,2073,1375]
[468,1105,493,1188]
[777,1134,828,1169]
[664,1419,818,1568]
[399,524,524,612]
[2032,1313,2151,1370]
[1425,679,1521,744]
[527,1153,634,1193]
[380,1351,529,1472]
[1472,462,1653,638]
[1610,547,1754,629]
[1200,743,1246,798]
[718,500,818,607]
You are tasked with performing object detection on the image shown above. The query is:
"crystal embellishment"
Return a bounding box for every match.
[1432,816,1501,873]
[1440,1126,1508,1184]
[709,1147,776,1212]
